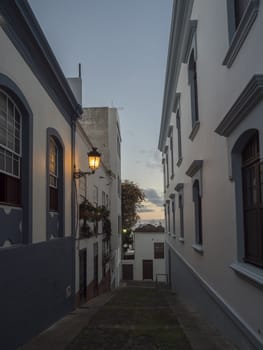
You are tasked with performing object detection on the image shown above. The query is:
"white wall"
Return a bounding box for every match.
[134,232,165,281]
[74,122,111,295]
[161,0,263,342]
[0,27,72,243]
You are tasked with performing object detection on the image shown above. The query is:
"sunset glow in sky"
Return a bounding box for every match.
[29,0,173,224]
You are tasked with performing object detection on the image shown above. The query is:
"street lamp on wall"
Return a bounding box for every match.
[74,147,101,179]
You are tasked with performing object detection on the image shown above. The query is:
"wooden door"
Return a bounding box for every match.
[93,242,99,296]
[143,260,153,280]
[79,249,87,304]
[122,264,133,280]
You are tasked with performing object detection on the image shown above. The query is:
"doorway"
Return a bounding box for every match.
[143,260,153,280]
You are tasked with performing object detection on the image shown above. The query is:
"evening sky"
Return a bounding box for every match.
[29,0,173,224]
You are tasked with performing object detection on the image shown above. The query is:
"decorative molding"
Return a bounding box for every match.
[0,1,82,125]
[169,193,175,199]
[175,183,184,192]
[182,20,198,63]
[158,0,194,151]
[177,157,183,167]
[215,75,263,137]
[189,120,200,140]
[230,262,263,288]
[192,243,204,254]
[186,160,203,177]
[223,0,259,68]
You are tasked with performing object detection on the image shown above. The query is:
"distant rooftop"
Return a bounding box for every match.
[134,224,165,233]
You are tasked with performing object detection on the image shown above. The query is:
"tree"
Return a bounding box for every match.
[121,180,145,232]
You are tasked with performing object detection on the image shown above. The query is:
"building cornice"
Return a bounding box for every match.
[182,20,198,64]
[186,160,203,177]
[158,0,194,151]
[0,0,82,125]
[223,0,259,68]
[175,183,184,192]
[215,75,263,137]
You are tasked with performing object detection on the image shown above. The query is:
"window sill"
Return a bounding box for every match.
[179,237,185,243]
[223,0,259,68]
[177,158,183,167]
[192,243,204,254]
[189,121,200,141]
[171,234,176,239]
[230,262,263,288]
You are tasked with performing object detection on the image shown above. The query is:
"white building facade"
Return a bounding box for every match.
[133,227,165,281]
[74,121,112,304]
[80,107,122,289]
[0,1,81,348]
[159,1,263,349]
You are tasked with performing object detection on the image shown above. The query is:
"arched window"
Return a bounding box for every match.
[0,89,22,205]
[47,129,64,239]
[241,132,263,267]
[0,74,32,246]
[193,179,202,245]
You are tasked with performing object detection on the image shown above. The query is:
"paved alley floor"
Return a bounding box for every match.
[66,283,236,350]
[22,283,237,350]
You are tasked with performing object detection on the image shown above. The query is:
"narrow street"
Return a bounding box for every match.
[23,283,236,350]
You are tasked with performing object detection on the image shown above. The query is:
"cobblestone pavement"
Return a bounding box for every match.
[66,283,236,350]
[22,282,237,350]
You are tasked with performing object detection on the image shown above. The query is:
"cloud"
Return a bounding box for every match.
[143,188,164,207]
[136,150,162,170]
[137,206,155,213]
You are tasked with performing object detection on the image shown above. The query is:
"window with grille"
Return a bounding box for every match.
[242,132,263,268]
[0,89,22,205]
[154,242,164,259]
[49,137,58,211]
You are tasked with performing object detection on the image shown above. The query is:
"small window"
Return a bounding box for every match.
[169,127,174,178]
[166,201,171,234]
[162,158,166,190]
[165,148,169,186]
[171,198,176,237]
[193,180,202,245]
[0,90,22,205]
[189,50,199,128]
[176,110,182,164]
[154,242,164,259]
[179,193,184,239]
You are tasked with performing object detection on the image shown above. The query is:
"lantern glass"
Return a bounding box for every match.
[88,148,101,171]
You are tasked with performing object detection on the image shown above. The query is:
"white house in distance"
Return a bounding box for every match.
[80,107,122,289]
[159,1,263,350]
[122,224,165,281]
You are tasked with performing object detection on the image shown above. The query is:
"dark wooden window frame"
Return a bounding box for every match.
[0,89,22,206]
[193,179,203,246]
[242,132,263,268]
[154,242,164,259]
